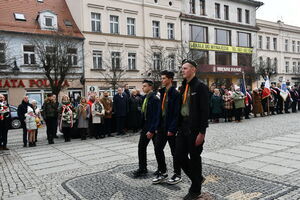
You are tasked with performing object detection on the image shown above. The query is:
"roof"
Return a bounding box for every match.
[0,0,84,39]
[229,0,264,7]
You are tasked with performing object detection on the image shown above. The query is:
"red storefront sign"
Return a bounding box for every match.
[198,65,254,74]
[0,79,69,88]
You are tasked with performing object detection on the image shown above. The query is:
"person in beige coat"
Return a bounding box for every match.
[92,96,105,139]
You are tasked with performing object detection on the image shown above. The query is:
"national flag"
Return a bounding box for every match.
[262,76,271,99]
[280,78,289,101]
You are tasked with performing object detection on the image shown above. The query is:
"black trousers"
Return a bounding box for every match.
[78,128,87,140]
[21,121,27,145]
[276,99,283,113]
[138,126,155,170]
[116,117,125,135]
[298,101,300,110]
[61,127,72,141]
[224,109,232,121]
[261,98,267,112]
[45,118,56,143]
[284,101,290,113]
[235,108,243,121]
[291,101,297,112]
[244,105,251,119]
[93,123,104,137]
[154,127,180,175]
[0,120,9,146]
[104,118,112,136]
[176,123,204,194]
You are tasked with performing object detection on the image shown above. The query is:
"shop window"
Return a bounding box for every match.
[238,32,251,47]
[23,45,36,65]
[216,29,231,45]
[216,52,231,65]
[190,25,208,43]
[191,50,208,65]
[238,54,252,67]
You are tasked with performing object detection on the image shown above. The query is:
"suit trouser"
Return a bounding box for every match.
[45,118,56,143]
[62,127,72,141]
[235,108,243,121]
[138,126,155,170]
[176,122,204,194]
[116,117,125,135]
[21,121,27,145]
[104,118,112,136]
[276,99,283,113]
[154,126,180,175]
[0,120,8,146]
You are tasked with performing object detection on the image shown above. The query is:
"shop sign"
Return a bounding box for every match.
[0,79,69,88]
[190,42,253,54]
[213,66,242,73]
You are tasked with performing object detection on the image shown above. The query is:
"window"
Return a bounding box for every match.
[285,61,289,73]
[190,0,195,14]
[128,53,136,70]
[93,51,102,69]
[238,32,251,47]
[216,52,231,65]
[14,13,26,21]
[238,54,252,67]
[224,5,229,20]
[45,17,53,27]
[191,50,208,64]
[153,53,161,70]
[273,38,277,50]
[152,21,160,38]
[0,43,5,64]
[285,39,289,51]
[110,15,119,34]
[23,45,36,65]
[298,41,300,53]
[111,52,120,69]
[200,0,205,15]
[215,3,220,18]
[190,25,208,43]
[298,61,300,73]
[259,57,263,67]
[267,57,271,68]
[266,37,270,50]
[274,58,278,72]
[46,46,56,64]
[167,23,174,39]
[245,10,250,24]
[293,62,297,73]
[127,18,135,36]
[258,35,262,49]
[67,48,78,66]
[215,29,231,45]
[168,55,175,71]
[292,41,296,52]
[237,8,242,22]
[91,13,101,32]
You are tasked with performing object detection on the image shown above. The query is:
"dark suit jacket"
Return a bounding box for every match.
[141,92,160,133]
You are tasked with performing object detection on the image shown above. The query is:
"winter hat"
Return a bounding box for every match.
[27,106,33,113]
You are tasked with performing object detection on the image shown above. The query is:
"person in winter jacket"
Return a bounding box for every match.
[58,95,75,142]
[25,107,37,147]
[91,96,105,139]
[0,94,11,150]
[18,96,32,147]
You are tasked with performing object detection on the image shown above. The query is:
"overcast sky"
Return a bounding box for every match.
[257,0,300,27]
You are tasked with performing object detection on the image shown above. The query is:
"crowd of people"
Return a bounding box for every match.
[209,83,300,123]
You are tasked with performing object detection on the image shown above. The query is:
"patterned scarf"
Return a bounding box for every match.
[60,103,73,130]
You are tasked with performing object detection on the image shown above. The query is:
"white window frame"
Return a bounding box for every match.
[292,41,296,52]
[128,53,136,70]
[245,10,250,24]
[153,53,161,70]
[273,38,277,51]
[45,16,53,27]
[285,61,289,73]
[167,23,174,39]
[110,15,119,34]
[127,18,136,36]
[93,50,102,69]
[168,55,175,71]
[266,37,270,50]
[67,48,78,66]
[152,21,160,38]
[91,12,101,32]
[258,36,262,49]
[297,41,300,53]
[293,61,297,73]
[111,52,121,69]
[285,39,289,52]
[23,45,36,65]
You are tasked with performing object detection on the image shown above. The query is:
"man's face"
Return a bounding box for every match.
[0,95,4,102]
[124,85,129,90]
[103,92,109,97]
[142,83,151,94]
[161,75,171,87]
[24,96,29,103]
[181,63,195,79]
[118,88,122,94]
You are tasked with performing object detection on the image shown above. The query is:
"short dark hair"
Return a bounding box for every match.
[161,70,174,79]
[182,59,197,68]
[143,79,154,86]
[47,93,54,97]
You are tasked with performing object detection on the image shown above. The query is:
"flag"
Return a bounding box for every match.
[262,76,271,99]
[280,78,289,101]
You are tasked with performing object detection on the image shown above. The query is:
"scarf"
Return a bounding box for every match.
[79,103,88,119]
[0,101,9,120]
[60,103,73,130]
[94,102,102,113]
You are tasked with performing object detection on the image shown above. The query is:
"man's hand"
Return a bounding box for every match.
[167,132,174,136]
[146,132,154,139]
[195,133,205,146]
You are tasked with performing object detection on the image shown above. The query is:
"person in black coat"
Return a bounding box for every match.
[133,80,160,177]
[153,71,181,185]
[127,90,142,132]
[290,86,299,113]
[0,94,11,150]
[113,88,128,135]
[274,83,283,114]
[176,60,209,200]
[17,96,32,147]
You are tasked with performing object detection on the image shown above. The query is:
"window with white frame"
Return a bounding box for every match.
[298,41,300,53]
[237,8,242,22]
[0,43,5,64]
[46,46,56,65]
[45,16,53,27]
[267,57,271,68]
[91,13,101,32]
[285,61,289,73]
[259,57,263,67]
[110,15,119,34]
[111,52,120,69]
[292,41,296,52]
[167,23,174,39]
[190,0,195,14]
[258,35,262,49]
[245,10,250,24]
[224,5,229,20]
[23,45,36,65]
[153,53,161,70]
[285,39,289,52]
[67,48,78,66]
[215,3,220,18]
[298,61,300,73]
[274,58,278,72]
[273,38,277,51]
[293,61,297,73]
[127,18,135,36]
[93,50,102,69]
[200,0,206,15]
[128,53,136,70]
[152,21,160,38]
[266,37,270,50]
[168,55,175,71]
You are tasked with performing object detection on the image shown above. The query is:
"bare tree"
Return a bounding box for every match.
[31,33,83,101]
[253,56,277,80]
[0,37,20,75]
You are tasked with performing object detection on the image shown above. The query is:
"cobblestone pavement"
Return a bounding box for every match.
[0,113,300,200]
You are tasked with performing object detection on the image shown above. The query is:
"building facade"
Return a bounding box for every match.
[256,19,300,87]
[66,0,182,96]
[0,0,84,107]
[181,0,263,88]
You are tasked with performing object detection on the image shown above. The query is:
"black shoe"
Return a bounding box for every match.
[152,172,168,184]
[167,174,182,185]
[183,192,201,200]
[133,168,148,177]
[29,143,33,147]
[33,143,36,147]
[48,141,54,144]
[54,135,58,138]
[107,134,113,137]
[153,170,160,176]
[23,144,27,147]
[2,146,9,150]
[95,136,100,140]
